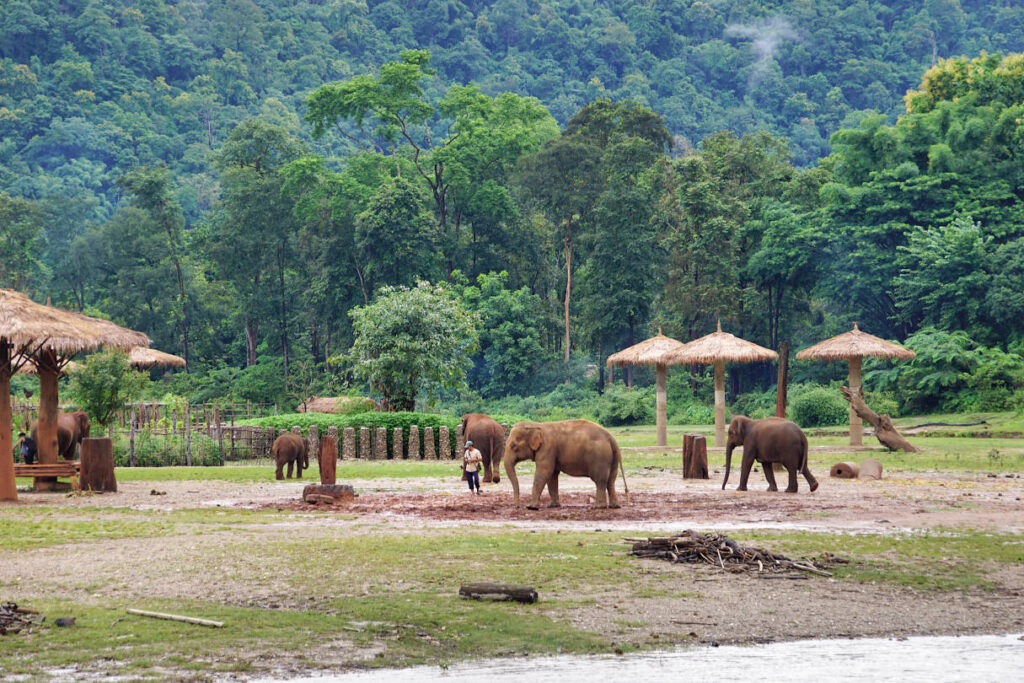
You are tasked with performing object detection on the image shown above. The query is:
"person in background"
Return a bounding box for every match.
[463,440,482,495]
[15,431,36,465]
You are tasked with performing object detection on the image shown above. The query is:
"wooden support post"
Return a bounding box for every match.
[0,341,17,502]
[776,341,789,419]
[185,403,192,467]
[129,404,136,468]
[80,437,117,492]
[848,357,863,446]
[319,436,337,485]
[656,363,667,448]
[714,359,726,448]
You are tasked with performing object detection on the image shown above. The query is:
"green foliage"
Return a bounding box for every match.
[788,384,849,427]
[67,350,150,427]
[112,433,222,467]
[596,385,652,426]
[345,281,479,411]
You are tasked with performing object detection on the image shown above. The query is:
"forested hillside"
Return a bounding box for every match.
[3,1,1024,414]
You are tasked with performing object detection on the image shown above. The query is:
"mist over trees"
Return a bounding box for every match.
[3,2,1024,413]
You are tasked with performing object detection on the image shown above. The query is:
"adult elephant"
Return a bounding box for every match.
[503,419,628,510]
[272,433,309,480]
[723,416,819,493]
[460,413,505,484]
[31,411,90,460]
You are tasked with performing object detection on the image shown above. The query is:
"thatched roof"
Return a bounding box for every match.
[15,360,83,375]
[128,346,186,368]
[664,321,778,365]
[606,330,686,367]
[796,323,915,362]
[1,289,149,353]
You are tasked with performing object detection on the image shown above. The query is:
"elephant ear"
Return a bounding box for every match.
[79,413,90,437]
[527,429,543,452]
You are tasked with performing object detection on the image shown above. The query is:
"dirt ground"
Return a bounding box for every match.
[3,466,1024,677]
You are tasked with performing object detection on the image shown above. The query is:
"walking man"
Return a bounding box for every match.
[463,440,482,495]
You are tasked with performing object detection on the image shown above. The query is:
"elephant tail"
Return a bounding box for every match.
[614,439,630,505]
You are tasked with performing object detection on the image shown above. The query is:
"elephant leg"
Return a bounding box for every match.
[482,459,493,484]
[763,462,779,492]
[275,462,284,480]
[546,474,560,508]
[607,474,620,509]
[592,473,610,508]
[803,467,819,492]
[286,461,294,479]
[296,460,303,479]
[490,452,501,484]
[785,465,799,493]
[737,452,754,491]
[529,462,554,510]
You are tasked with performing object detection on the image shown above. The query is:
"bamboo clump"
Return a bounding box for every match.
[625,530,840,577]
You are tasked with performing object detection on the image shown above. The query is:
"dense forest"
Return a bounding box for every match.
[3,1,1024,418]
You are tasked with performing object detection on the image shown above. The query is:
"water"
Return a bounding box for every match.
[252,633,1024,683]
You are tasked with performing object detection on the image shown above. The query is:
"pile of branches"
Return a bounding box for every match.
[625,530,841,578]
[1,603,43,635]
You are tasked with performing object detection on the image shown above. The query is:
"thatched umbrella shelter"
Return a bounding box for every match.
[665,321,778,447]
[606,330,686,447]
[796,323,915,446]
[1,289,149,498]
[128,346,186,369]
[15,360,83,375]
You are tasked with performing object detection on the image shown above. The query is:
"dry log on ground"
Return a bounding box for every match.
[459,583,538,603]
[80,438,117,492]
[858,458,883,480]
[126,608,223,627]
[302,483,355,504]
[1,602,44,635]
[625,530,840,577]
[830,462,860,479]
[840,386,919,452]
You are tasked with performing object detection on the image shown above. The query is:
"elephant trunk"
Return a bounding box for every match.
[504,449,520,506]
[723,444,734,490]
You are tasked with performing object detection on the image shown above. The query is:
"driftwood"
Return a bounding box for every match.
[126,608,223,628]
[1,602,44,635]
[840,386,919,452]
[459,583,538,603]
[626,530,840,577]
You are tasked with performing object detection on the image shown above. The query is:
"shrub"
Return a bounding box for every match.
[597,386,652,426]
[669,402,716,425]
[730,388,777,420]
[113,433,223,467]
[789,385,848,427]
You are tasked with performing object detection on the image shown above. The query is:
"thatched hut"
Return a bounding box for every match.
[128,346,186,368]
[297,396,377,414]
[0,289,148,498]
[665,321,778,447]
[606,330,686,447]
[796,323,915,446]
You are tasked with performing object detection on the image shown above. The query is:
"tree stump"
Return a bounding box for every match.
[830,462,859,479]
[302,483,355,505]
[319,436,337,485]
[458,583,538,603]
[80,437,117,492]
[681,434,709,479]
[841,386,919,452]
[858,458,883,480]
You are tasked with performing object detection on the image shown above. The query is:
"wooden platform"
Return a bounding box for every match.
[13,462,80,490]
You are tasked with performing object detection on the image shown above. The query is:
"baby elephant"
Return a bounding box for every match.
[723,416,818,493]
[272,433,309,480]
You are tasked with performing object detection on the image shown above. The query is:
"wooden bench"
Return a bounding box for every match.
[13,462,80,490]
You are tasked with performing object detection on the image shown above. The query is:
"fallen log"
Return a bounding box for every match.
[841,386,919,452]
[459,583,538,603]
[830,462,860,479]
[126,608,223,628]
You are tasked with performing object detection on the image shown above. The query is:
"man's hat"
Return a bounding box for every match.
[465,440,473,447]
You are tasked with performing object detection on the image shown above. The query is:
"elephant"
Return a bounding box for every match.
[504,419,628,510]
[723,415,819,493]
[460,413,505,484]
[272,433,309,480]
[31,411,90,460]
